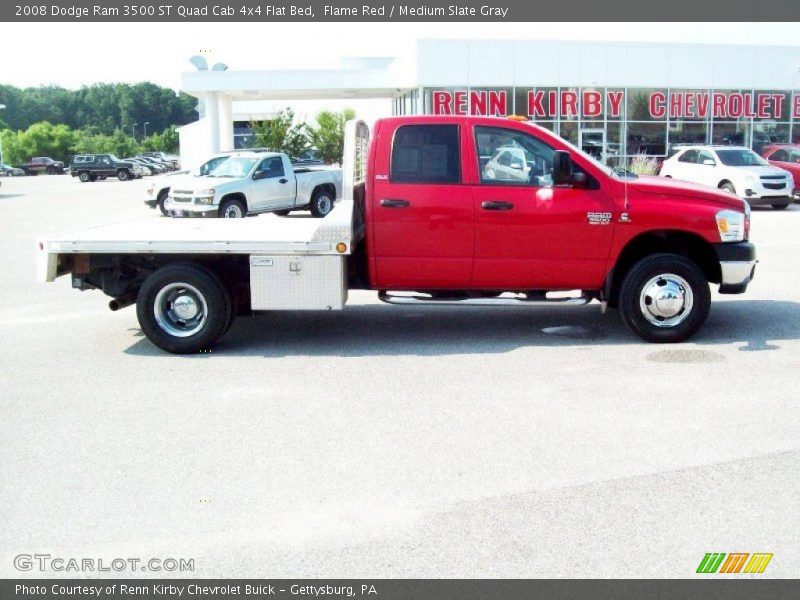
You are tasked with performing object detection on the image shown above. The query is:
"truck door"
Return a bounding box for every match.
[469,124,616,290]
[370,122,474,289]
[250,156,294,211]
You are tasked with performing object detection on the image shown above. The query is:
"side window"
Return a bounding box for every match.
[771,149,789,162]
[475,126,555,186]
[697,151,715,165]
[679,150,698,163]
[201,156,225,175]
[390,125,461,184]
[255,157,285,178]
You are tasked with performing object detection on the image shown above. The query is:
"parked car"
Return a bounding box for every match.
[124,157,156,176]
[144,153,232,215]
[38,116,756,354]
[16,157,66,175]
[135,156,167,174]
[659,145,794,209]
[163,151,342,218]
[70,154,141,182]
[141,151,179,170]
[0,163,24,176]
[761,144,800,200]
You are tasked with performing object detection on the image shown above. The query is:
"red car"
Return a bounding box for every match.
[761,144,800,199]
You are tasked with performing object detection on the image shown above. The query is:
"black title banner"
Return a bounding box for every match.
[4,0,800,21]
[3,580,800,600]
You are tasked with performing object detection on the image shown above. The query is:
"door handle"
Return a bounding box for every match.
[279,178,288,184]
[380,198,410,208]
[481,201,514,211]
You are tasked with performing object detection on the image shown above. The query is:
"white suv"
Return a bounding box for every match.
[659,145,794,209]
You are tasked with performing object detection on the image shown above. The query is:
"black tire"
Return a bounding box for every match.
[117,169,130,181]
[46,167,55,175]
[274,209,291,216]
[89,174,98,182]
[772,202,790,210]
[309,189,334,217]
[157,190,170,216]
[664,175,672,179]
[219,197,246,218]
[78,171,91,183]
[136,263,232,354]
[618,253,711,343]
[720,182,736,195]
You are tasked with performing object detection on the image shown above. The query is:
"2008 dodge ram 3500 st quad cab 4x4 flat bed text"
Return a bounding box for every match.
[38,117,757,354]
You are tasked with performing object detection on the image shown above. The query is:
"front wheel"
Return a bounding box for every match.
[136,263,232,354]
[720,182,736,195]
[618,253,711,343]
[219,198,246,218]
[157,190,169,216]
[117,169,130,181]
[78,171,91,183]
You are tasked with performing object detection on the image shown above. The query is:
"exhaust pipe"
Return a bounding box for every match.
[109,293,137,311]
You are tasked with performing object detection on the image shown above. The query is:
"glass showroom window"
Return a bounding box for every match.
[559,121,579,145]
[712,122,751,147]
[627,88,667,122]
[753,123,790,154]
[668,122,708,152]
[469,87,513,116]
[580,86,605,123]
[627,122,667,157]
[606,88,625,121]
[606,122,625,167]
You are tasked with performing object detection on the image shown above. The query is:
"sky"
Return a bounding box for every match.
[1,22,799,122]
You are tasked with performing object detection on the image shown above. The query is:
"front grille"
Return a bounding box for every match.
[763,183,787,190]
[761,175,786,181]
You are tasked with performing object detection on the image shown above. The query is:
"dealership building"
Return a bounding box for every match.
[179,39,800,168]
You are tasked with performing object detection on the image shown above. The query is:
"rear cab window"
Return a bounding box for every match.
[390,124,461,184]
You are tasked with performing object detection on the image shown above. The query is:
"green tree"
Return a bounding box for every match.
[249,107,309,158]
[2,122,77,163]
[307,108,356,165]
[141,127,179,154]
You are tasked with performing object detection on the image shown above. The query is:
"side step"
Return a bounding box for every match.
[378,291,592,307]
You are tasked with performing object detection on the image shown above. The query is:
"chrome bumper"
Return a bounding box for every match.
[720,260,756,286]
[714,242,756,294]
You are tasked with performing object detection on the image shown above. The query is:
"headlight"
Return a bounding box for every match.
[195,189,215,204]
[716,209,745,242]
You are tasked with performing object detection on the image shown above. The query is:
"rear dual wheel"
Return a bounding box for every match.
[136,264,233,354]
[619,253,710,343]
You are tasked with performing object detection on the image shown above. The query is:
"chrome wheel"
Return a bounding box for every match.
[153,282,208,337]
[316,195,332,215]
[639,273,693,328]
[222,203,243,218]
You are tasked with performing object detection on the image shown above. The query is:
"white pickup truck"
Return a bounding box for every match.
[163,151,343,219]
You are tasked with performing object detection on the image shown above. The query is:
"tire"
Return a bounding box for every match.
[720,182,736,195]
[46,167,55,175]
[136,263,232,354]
[274,209,290,216]
[664,175,672,179]
[78,171,91,183]
[219,198,246,218]
[157,190,169,216]
[618,253,711,343]
[309,189,334,217]
[117,169,130,181]
[89,174,98,182]
[772,202,790,210]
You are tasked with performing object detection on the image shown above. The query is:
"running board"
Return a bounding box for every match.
[378,291,592,307]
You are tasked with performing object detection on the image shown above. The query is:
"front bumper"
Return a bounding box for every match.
[164,201,219,218]
[714,242,756,294]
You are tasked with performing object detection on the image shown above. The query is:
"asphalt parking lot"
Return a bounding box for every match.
[1,174,798,578]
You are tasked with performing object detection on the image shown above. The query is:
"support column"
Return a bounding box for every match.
[206,92,220,154]
[218,94,234,152]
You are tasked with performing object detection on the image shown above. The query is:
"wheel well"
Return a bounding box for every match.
[718,179,732,189]
[312,183,336,199]
[607,230,720,307]
[220,192,248,210]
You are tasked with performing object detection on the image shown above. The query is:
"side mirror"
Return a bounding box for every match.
[571,172,588,188]
[552,150,573,185]
[510,161,524,170]
[252,170,267,180]
[702,159,716,166]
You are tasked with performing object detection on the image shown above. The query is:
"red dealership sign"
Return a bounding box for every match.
[431,89,799,119]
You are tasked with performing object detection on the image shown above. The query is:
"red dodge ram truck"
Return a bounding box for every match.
[39,116,756,353]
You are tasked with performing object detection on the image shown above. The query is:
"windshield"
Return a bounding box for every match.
[716,149,768,167]
[208,157,257,177]
[555,134,615,177]
[790,149,800,163]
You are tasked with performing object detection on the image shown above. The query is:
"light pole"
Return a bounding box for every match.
[143,121,150,138]
[0,104,6,164]
[132,123,138,139]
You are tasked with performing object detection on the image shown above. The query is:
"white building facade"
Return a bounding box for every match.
[180,40,800,168]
